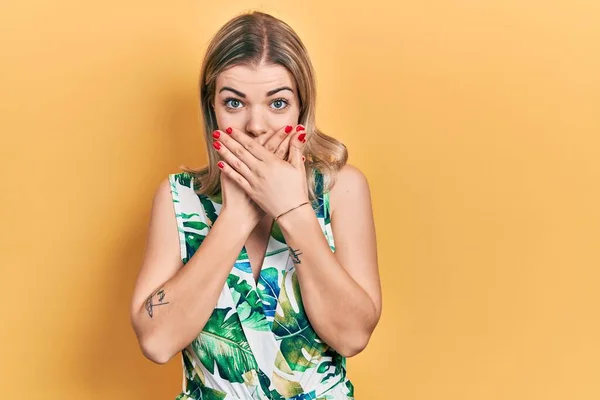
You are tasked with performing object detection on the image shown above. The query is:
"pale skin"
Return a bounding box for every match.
[130,62,381,363]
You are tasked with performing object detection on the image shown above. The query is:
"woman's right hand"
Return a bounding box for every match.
[219,169,263,227]
[216,124,304,228]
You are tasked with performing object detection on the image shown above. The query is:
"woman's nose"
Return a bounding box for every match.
[245,109,269,138]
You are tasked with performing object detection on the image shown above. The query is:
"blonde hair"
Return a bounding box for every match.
[181,10,348,201]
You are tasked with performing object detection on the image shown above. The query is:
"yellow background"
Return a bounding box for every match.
[1,0,599,399]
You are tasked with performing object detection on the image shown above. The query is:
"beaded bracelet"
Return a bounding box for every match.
[274,201,311,222]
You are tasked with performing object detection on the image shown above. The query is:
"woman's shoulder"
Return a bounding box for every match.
[330,163,370,196]
[328,163,371,217]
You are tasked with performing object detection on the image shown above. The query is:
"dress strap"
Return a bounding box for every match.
[168,172,210,265]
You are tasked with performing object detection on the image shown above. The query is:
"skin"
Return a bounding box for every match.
[213,62,382,356]
[212,63,306,282]
[129,61,381,363]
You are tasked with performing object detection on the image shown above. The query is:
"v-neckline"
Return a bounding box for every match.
[229,216,288,331]
[196,168,321,322]
[190,168,329,348]
[244,218,276,286]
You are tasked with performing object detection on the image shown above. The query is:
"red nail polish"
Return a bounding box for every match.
[302,156,305,162]
[285,125,293,134]
[217,161,225,169]
[213,141,221,150]
[226,127,232,134]
[212,130,220,139]
[297,133,306,142]
[296,125,305,132]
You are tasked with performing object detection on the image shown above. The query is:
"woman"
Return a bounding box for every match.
[130,11,381,400]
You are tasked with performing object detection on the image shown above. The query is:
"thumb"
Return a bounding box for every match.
[289,130,306,168]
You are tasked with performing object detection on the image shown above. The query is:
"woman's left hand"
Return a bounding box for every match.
[212,126,309,219]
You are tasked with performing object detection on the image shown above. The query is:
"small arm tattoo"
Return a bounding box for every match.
[288,246,303,264]
[145,286,170,318]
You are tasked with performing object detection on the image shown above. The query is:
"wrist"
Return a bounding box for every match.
[274,200,311,222]
[219,207,260,233]
[275,202,314,234]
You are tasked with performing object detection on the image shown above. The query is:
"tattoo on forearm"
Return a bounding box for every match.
[289,247,303,264]
[145,286,169,318]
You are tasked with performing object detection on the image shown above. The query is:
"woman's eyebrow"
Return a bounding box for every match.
[266,86,294,96]
[218,86,294,98]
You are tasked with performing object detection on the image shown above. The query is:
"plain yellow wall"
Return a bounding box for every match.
[1,0,599,399]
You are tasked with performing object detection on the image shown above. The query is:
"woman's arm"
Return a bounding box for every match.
[129,178,254,364]
[276,163,382,357]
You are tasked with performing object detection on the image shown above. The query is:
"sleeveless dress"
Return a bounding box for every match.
[167,168,356,400]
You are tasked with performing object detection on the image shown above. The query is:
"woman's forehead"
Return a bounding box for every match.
[216,64,296,93]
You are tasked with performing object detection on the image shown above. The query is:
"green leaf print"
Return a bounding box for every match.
[345,380,355,397]
[237,302,270,331]
[180,352,227,400]
[174,173,192,188]
[198,195,218,225]
[317,360,334,373]
[183,231,205,255]
[179,212,201,219]
[183,220,209,231]
[198,386,228,400]
[257,369,285,400]
[192,307,258,383]
[176,387,226,400]
[227,274,269,331]
[272,270,329,372]
[271,220,286,244]
[317,352,344,383]
[256,267,281,320]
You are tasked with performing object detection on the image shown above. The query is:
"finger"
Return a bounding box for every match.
[263,124,294,159]
[212,139,254,182]
[274,125,298,160]
[216,160,252,193]
[275,124,304,161]
[288,128,307,169]
[213,127,270,168]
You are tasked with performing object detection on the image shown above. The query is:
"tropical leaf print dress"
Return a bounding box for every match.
[168,168,356,400]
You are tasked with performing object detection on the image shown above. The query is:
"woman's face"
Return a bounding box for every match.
[213,63,301,145]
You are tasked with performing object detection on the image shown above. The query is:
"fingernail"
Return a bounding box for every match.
[297,133,306,142]
[302,156,305,162]
[285,125,293,134]
[212,130,220,139]
[213,141,221,150]
[217,161,225,169]
[225,127,233,134]
[296,125,305,132]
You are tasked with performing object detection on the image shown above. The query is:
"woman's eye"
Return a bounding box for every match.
[271,99,289,110]
[225,99,243,109]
